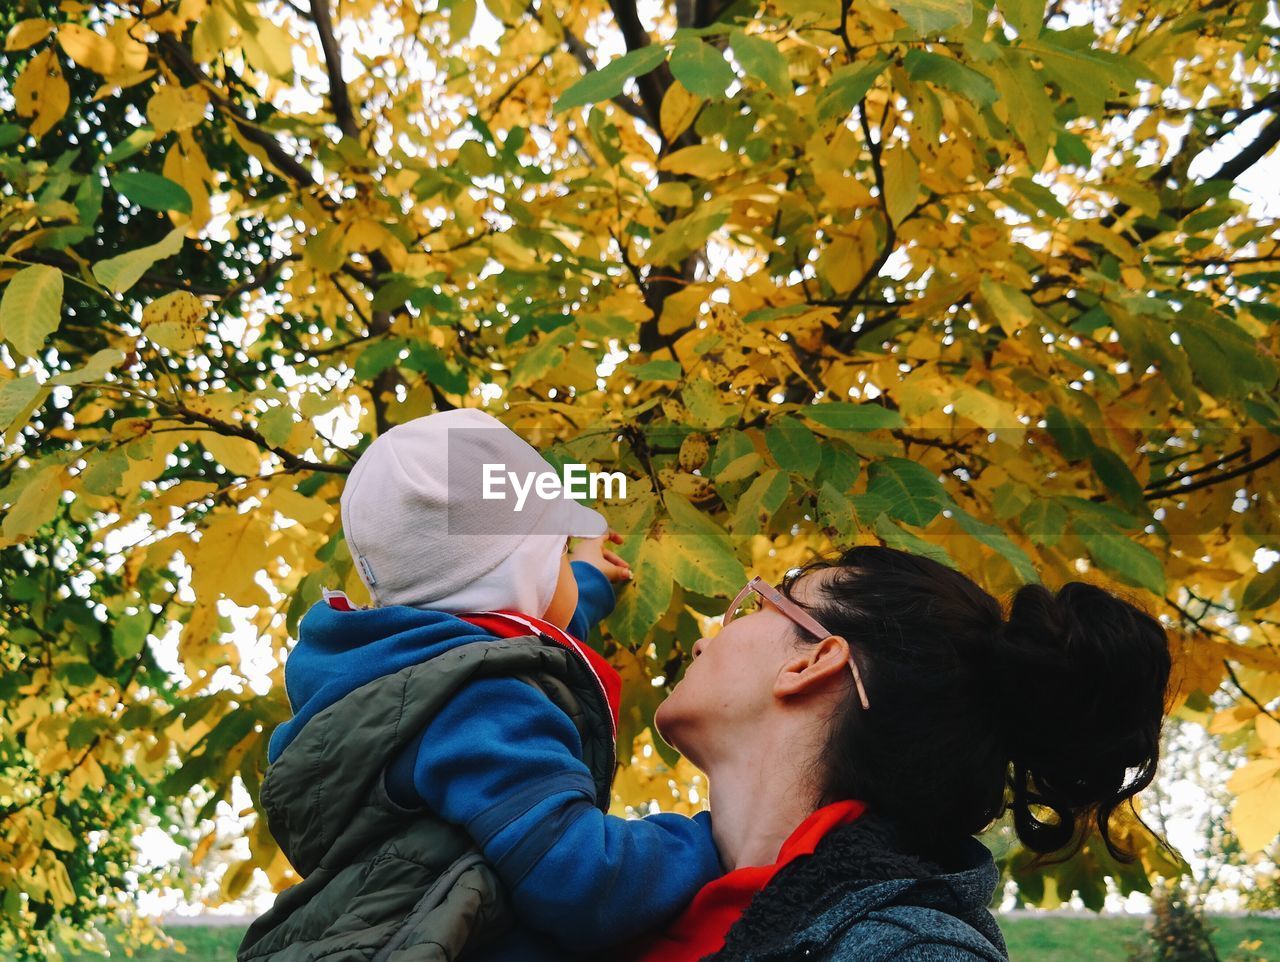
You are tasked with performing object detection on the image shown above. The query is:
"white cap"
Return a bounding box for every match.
[339,408,609,615]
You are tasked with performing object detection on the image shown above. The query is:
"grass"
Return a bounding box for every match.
[999,915,1280,961]
[66,915,1280,960]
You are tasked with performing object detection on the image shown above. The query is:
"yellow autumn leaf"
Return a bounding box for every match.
[188,509,273,608]
[44,853,77,909]
[660,79,703,142]
[658,143,739,177]
[200,432,264,477]
[148,84,210,132]
[1228,760,1280,852]
[57,23,119,75]
[163,133,214,231]
[240,18,294,79]
[882,145,921,226]
[650,182,693,208]
[5,19,55,51]
[43,816,76,852]
[1257,712,1280,752]
[142,290,208,352]
[106,19,149,73]
[1208,701,1260,735]
[267,487,334,525]
[14,47,70,139]
[344,218,393,252]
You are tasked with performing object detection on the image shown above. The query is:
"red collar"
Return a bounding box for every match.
[620,799,870,962]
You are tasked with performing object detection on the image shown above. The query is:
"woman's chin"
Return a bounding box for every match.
[652,699,686,755]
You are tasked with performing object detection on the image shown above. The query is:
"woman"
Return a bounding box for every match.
[618,544,1174,962]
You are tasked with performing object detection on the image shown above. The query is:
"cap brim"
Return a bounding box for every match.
[557,498,609,537]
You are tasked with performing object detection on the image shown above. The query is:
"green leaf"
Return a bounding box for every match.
[1177,312,1276,397]
[730,30,790,97]
[979,276,1040,334]
[670,36,736,99]
[731,469,791,536]
[555,45,669,113]
[402,342,470,393]
[112,610,151,661]
[1024,41,1147,115]
[1089,447,1145,511]
[1241,566,1280,612]
[629,359,682,382]
[1072,514,1166,595]
[258,406,295,447]
[1,465,63,543]
[765,418,821,475]
[1000,0,1045,36]
[1009,177,1068,218]
[682,376,737,429]
[355,337,406,380]
[110,170,193,214]
[873,515,959,569]
[705,430,751,479]
[647,205,730,266]
[990,50,1056,168]
[817,481,857,540]
[1054,130,1093,168]
[74,170,105,226]
[663,490,745,596]
[508,325,574,386]
[81,447,129,496]
[803,402,904,431]
[904,49,997,107]
[816,57,888,122]
[1044,405,1094,460]
[865,457,949,527]
[816,440,860,491]
[0,377,48,436]
[610,537,674,648]
[92,227,187,294]
[890,0,973,35]
[104,127,156,163]
[952,508,1040,583]
[50,348,123,386]
[0,264,64,357]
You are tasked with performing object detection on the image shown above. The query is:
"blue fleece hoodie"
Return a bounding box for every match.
[268,561,724,960]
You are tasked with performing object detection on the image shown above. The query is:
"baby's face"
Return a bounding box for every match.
[541,538,578,628]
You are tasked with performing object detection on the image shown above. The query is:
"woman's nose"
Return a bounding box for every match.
[692,638,706,659]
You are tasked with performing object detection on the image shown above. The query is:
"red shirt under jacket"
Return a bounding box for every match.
[617,798,870,962]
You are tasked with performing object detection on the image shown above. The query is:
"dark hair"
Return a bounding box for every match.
[779,544,1174,866]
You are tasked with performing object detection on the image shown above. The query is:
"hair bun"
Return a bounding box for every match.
[994,581,1172,860]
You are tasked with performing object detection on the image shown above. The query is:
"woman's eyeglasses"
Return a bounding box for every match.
[723,576,871,710]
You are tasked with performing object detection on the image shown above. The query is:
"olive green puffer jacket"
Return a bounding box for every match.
[236,633,616,962]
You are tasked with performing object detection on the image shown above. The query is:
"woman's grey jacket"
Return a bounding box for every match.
[700,810,1010,962]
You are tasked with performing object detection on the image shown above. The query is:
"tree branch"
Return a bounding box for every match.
[309,0,361,140]
[1144,446,1280,500]
[156,36,316,187]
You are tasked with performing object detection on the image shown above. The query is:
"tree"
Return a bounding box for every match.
[1,0,1278,953]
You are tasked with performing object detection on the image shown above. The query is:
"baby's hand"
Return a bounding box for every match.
[569,530,633,584]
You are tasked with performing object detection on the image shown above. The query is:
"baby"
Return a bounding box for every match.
[240,408,723,962]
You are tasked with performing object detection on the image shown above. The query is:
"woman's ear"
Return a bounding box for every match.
[774,635,852,698]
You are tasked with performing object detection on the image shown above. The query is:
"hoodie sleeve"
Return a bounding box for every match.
[408,675,724,953]
[566,559,616,641]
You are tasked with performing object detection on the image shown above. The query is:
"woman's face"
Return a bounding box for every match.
[654,568,831,769]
